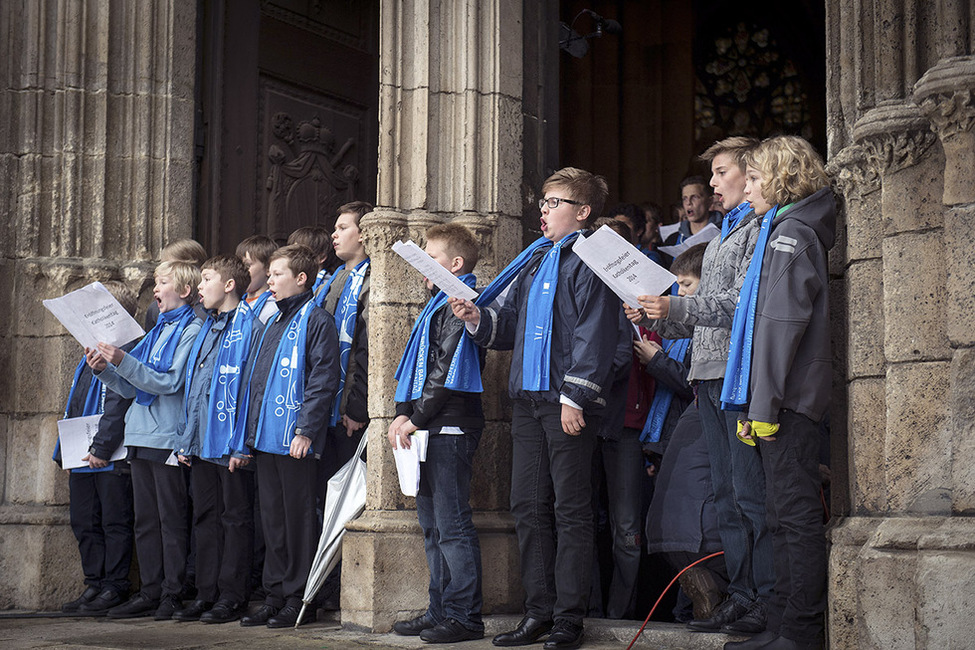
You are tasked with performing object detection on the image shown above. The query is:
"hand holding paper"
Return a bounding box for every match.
[572,225,677,308]
[392,240,478,301]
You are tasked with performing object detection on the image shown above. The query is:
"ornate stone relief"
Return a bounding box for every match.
[827,144,881,200]
[853,103,936,177]
[917,90,975,141]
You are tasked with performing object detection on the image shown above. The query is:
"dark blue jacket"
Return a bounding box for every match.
[472,235,621,412]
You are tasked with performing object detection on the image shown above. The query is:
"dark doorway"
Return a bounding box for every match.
[196,0,380,262]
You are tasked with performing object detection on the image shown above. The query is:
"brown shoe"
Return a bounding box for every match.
[679,566,724,621]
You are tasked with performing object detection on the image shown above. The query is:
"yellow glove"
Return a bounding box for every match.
[736,420,780,446]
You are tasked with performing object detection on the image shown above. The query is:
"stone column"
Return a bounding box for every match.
[0,0,197,609]
[341,0,545,631]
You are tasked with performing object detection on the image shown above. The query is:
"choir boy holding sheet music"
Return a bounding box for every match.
[388,223,487,644]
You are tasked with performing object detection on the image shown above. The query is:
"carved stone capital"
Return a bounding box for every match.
[914,56,975,205]
[853,103,937,177]
[914,56,975,141]
[827,144,880,200]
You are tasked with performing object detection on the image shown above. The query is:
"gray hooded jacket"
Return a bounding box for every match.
[650,210,763,382]
[747,188,836,424]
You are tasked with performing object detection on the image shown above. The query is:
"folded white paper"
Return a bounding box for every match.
[658,222,681,241]
[57,415,127,470]
[573,226,677,307]
[43,282,145,350]
[392,241,478,301]
[393,429,430,497]
[657,223,720,259]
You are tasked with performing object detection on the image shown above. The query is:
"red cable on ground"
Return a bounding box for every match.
[625,551,725,650]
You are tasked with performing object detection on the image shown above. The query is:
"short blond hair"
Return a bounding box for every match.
[744,136,829,207]
[160,239,207,267]
[699,136,760,171]
[542,167,609,225]
[425,223,479,274]
[155,260,202,300]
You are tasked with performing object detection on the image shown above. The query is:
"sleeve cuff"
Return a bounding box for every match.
[559,394,583,410]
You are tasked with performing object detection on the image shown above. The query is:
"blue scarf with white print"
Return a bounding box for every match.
[721,204,780,410]
[245,289,274,321]
[522,231,581,391]
[184,301,257,459]
[53,358,111,473]
[721,202,751,241]
[252,299,315,454]
[311,268,330,293]
[640,338,691,444]
[314,258,369,426]
[394,274,479,402]
[128,303,196,406]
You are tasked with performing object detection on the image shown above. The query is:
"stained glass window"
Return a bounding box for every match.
[695,22,813,142]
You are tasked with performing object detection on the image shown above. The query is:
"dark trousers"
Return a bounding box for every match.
[68,469,134,594]
[759,410,827,646]
[256,452,319,608]
[698,379,774,607]
[417,430,484,631]
[130,458,188,599]
[189,460,255,603]
[596,427,645,619]
[510,399,597,626]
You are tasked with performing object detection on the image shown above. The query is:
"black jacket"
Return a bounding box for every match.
[642,341,694,455]
[473,236,621,412]
[395,300,485,432]
[244,291,340,453]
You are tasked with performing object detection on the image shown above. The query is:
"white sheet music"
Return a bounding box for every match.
[57,415,127,470]
[43,282,144,350]
[657,223,720,258]
[572,225,677,307]
[392,240,478,301]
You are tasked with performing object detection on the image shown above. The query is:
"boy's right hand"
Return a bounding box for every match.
[177,454,191,467]
[387,415,411,449]
[84,347,107,372]
[623,303,647,325]
[448,298,480,328]
[633,336,662,364]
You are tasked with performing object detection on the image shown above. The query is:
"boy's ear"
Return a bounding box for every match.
[450,255,465,274]
[224,277,236,294]
[178,284,193,300]
[576,205,591,222]
[296,271,308,288]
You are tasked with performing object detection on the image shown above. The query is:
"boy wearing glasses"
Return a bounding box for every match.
[451,167,621,650]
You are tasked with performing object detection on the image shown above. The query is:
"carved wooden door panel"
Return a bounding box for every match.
[197,0,379,257]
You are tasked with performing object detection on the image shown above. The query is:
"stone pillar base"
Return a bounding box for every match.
[829,516,975,650]
[0,505,80,610]
[340,510,522,632]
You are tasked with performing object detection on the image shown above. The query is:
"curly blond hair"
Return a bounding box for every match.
[155,261,202,299]
[744,136,829,207]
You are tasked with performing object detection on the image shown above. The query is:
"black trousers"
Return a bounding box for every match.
[758,410,828,646]
[255,452,319,608]
[189,460,255,603]
[68,469,134,594]
[510,399,597,626]
[130,458,188,599]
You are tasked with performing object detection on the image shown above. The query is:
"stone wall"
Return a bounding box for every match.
[0,0,197,609]
[826,1,975,647]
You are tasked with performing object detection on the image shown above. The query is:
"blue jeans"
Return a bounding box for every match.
[416,430,483,631]
[697,379,774,606]
[510,399,597,626]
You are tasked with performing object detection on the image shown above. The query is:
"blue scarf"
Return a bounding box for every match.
[522,231,581,391]
[394,274,480,402]
[721,204,780,411]
[185,302,257,459]
[128,303,196,406]
[314,259,370,426]
[639,338,691,444]
[721,202,751,241]
[311,268,330,293]
[54,359,111,473]
[252,299,315,455]
[245,289,274,320]
[476,236,554,306]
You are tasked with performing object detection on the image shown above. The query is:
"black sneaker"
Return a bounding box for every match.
[420,618,484,643]
[61,586,101,613]
[154,594,182,620]
[393,612,438,636]
[687,597,750,632]
[721,600,767,635]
